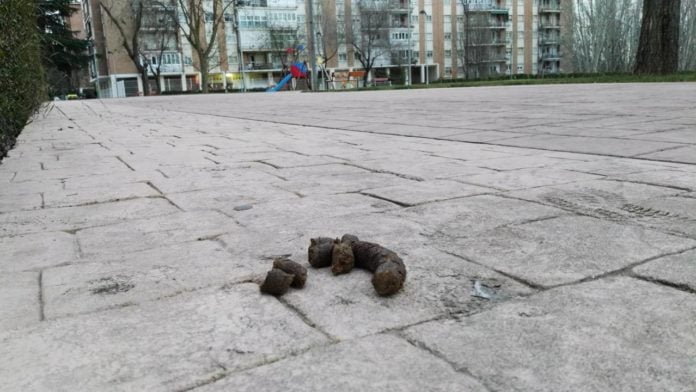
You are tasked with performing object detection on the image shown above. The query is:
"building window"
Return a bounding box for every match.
[445,50,451,58]
[426,51,433,58]
[339,53,347,61]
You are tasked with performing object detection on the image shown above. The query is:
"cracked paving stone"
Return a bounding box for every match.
[611,169,696,191]
[0,198,179,236]
[280,246,533,340]
[454,167,603,191]
[197,334,488,392]
[77,210,240,257]
[0,284,328,391]
[633,248,696,291]
[356,157,496,180]
[639,145,696,164]
[393,194,566,238]
[403,277,696,392]
[42,182,159,208]
[437,215,696,287]
[42,241,266,319]
[496,134,681,157]
[363,179,493,206]
[0,232,77,272]
[558,158,683,176]
[0,271,39,331]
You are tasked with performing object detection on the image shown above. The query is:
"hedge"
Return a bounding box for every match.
[0,0,45,161]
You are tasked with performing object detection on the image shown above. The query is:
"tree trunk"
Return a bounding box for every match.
[200,55,209,93]
[139,65,150,96]
[635,0,681,74]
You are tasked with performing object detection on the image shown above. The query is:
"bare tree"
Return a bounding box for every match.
[349,0,392,85]
[175,0,234,93]
[101,0,151,95]
[458,2,500,80]
[679,0,696,70]
[265,22,303,69]
[635,0,681,74]
[572,0,642,73]
[140,1,178,94]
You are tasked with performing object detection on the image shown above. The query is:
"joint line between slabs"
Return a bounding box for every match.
[629,274,696,295]
[276,296,338,343]
[115,156,136,172]
[396,333,496,392]
[148,107,696,168]
[38,271,45,322]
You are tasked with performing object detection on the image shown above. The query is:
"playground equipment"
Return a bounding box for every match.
[267,46,309,93]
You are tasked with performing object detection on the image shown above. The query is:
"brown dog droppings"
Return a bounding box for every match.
[372,260,407,296]
[308,237,335,268]
[331,240,355,275]
[341,234,359,244]
[351,241,407,296]
[259,269,294,296]
[272,257,307,288]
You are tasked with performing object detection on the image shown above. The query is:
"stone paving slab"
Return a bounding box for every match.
[0,271,39,331]
[0,178,65,196]
[0,192,42,213]
[76,210,240,257]
[362,179,494,206]
[506,179,686,222]
[0,284,328,392]
[198,334,488,392]
[554,157,685,176]
[402,277,696,392]
[42,240,263,319]
[638,145,696,164]
[437,215,696,287]
[42,182,159,208]
[611,169,696,191]
[0,197,178,237]
[633,249,696,291]
[11,162,132,183]
[1,84,695,390]
[357,157,498,180]
[393,194,567,237]
[0,231,77,272]
[231,193,399,232]
[281,246,533,340]
[455,167,603,191]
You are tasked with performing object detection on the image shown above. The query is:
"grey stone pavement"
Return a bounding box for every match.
[1,83,695,391]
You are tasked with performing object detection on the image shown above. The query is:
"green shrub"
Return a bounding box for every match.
[0,0,46,161]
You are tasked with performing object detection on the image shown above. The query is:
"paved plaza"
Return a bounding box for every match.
[1,83,695,391]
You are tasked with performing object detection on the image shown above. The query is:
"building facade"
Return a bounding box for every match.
[82,0,572,97]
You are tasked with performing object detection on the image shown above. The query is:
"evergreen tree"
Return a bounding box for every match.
[37,0,91,95]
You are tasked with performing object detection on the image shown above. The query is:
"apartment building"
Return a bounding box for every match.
[82,0,571,97]
[82,0,306,97]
